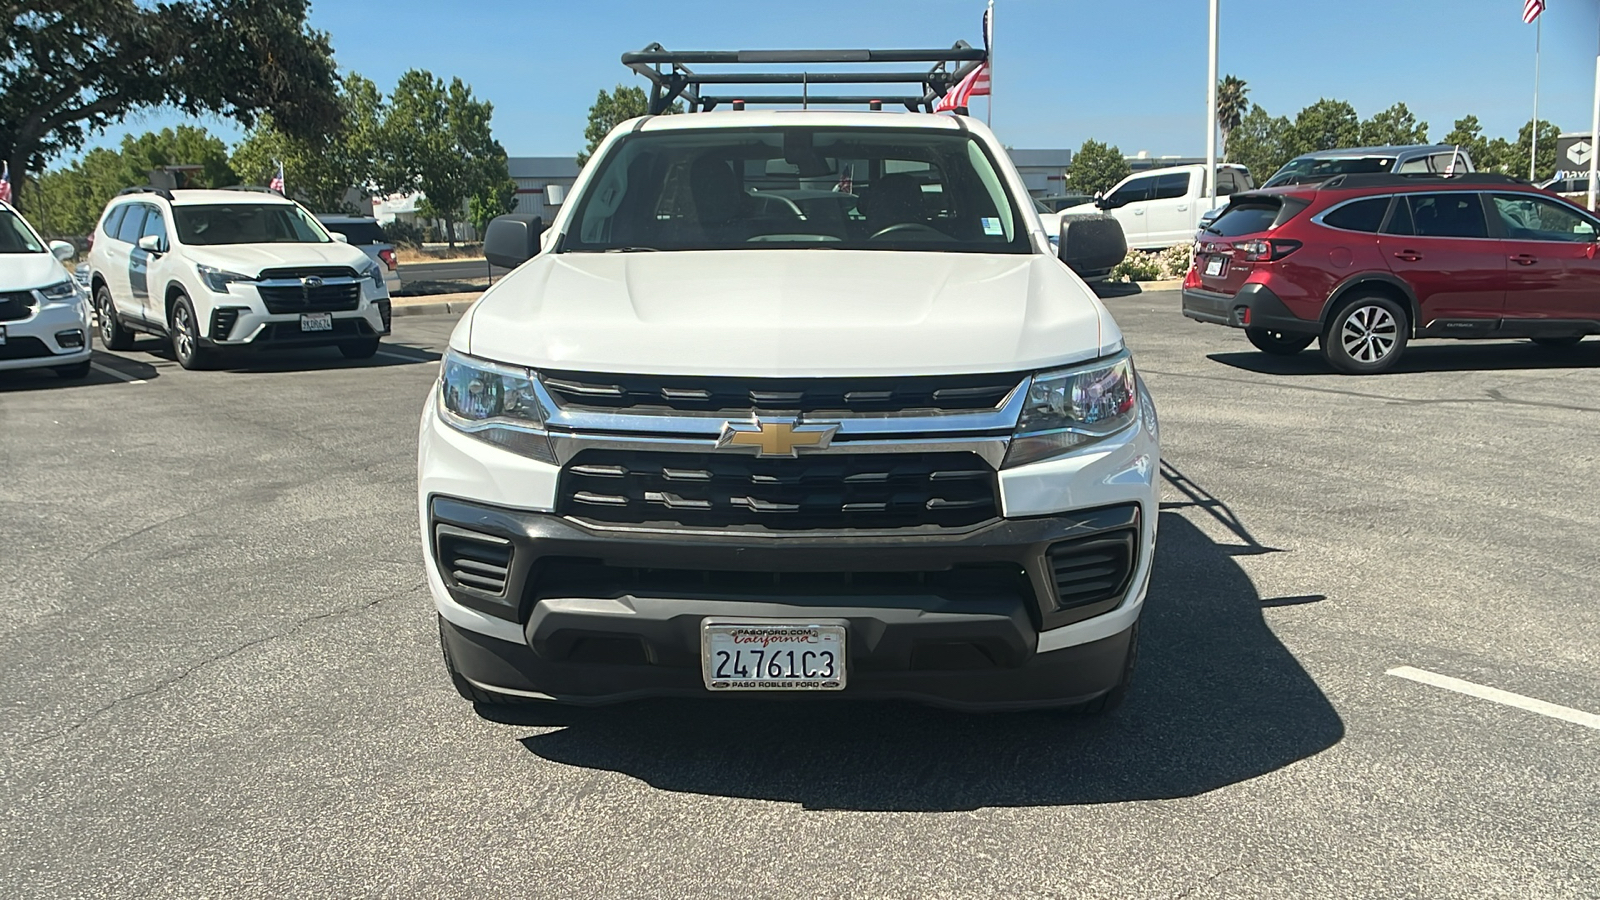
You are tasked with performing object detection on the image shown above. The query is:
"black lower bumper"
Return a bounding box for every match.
[1182,283,1316,335]
[429,496,1145,710]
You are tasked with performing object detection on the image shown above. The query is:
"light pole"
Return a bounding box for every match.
[1205,0,1219,209]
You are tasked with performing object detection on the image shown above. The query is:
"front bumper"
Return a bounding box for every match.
[200,282,391,349]
[1182,283,1318,335]
[0,298,93,372]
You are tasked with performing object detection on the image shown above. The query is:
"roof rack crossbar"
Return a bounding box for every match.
[116,185,175,200]
[624,42,987,114]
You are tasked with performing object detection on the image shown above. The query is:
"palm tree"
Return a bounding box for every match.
[1217,75,1250,160]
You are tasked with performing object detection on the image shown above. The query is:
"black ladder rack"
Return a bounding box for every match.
[621,43,988,114]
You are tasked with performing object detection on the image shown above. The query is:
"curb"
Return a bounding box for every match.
[390,292,483,317]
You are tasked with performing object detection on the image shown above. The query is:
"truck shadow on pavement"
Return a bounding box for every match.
[506,511,1344,811]
[1208,340,1600,376]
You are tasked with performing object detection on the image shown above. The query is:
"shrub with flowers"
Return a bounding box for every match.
[1110,244,1196,282]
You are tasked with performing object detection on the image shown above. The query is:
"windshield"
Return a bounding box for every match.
[172,204,331,246]
[1264,156,1394,187]
[0,210,46,254]
[563,127,1030,253]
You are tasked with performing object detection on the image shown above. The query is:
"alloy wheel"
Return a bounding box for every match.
[173,304,195,362]
[98,295,116,343]
[1340,305,1398,364]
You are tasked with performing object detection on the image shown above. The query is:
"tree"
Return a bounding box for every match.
[1066,139,1131,196]
[119,125,236,188]
[1217,75,1250,160]
[1515,118,1561,180]
[1225,104,1293,183]
[1,0,339,211]
[469,178,518,237]
[1359,103,1428,148]
[1287,99,1361,158]
[232,73,385,212]
[380,70,510,247]
[1444,116,1490,166]
[578,85,682,166]
[27,127,233,237]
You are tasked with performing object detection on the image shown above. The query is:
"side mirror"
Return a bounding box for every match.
[484,214,546,269]
[137,234,164,254]
[1058,213,1128,278]
[330,232,350,243]
[49,240,75,261]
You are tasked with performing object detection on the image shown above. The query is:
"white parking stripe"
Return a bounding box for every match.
[374,350,433,364]
[90,362,147,385]
[1387,666,1600,731]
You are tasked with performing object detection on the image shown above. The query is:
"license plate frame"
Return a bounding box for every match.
[701,619,847,692]
[300,312,333,332]
[1204,255,1226,277]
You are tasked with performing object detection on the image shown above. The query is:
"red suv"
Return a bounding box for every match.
[1181,173,1599,373]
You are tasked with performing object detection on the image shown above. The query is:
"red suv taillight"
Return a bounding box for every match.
[1238,239,1301,262]
[378,248,396,270]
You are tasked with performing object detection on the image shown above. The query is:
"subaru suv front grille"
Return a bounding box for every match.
[541,370,1022,415]
[0,291,36,322]
[258,283,361,314]
[558,449,999,530]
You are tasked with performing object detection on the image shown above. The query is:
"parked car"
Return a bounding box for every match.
[316,214,402,294]
[86,187,391,369]
[1063,163,1253,249]
[1260,145,1473,189]
[1182,172,1597,374]
[421,61,1159,713]
[0,200,92,379]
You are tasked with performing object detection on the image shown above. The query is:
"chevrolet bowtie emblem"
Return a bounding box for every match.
[717,418,839,458]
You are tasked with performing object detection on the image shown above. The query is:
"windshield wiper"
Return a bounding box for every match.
[596,246,659,253]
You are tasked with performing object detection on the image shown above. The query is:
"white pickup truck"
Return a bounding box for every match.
[1063,163,1253,250]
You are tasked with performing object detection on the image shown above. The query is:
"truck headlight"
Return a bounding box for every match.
[437,350,554,463]
[1005,352,1139,467]
[197,264,256,293]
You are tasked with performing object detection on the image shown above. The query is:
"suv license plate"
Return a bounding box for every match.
[702,621,846,691]
[300,312,333,332]
[1204,255,1226,277]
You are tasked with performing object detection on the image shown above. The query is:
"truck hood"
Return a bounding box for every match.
[0,252,74,292]
[186,242,371,276]
[463,250,1119,376]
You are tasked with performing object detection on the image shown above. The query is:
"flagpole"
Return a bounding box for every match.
[1531,14,1542,181]
[1589,51,1599,210]
[1205,0,1219,209]
[985,0,994,128]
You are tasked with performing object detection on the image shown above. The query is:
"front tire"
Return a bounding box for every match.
[1246,327,1315,356]
[169,294,218,370]
[1321,295,1409,375]
[338,337,381,359]
[95,286,135,351]
[53,360,92,379]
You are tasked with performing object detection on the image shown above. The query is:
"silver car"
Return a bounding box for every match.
[316,215,402,294]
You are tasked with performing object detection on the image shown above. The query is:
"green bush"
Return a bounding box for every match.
[383,218,425,248]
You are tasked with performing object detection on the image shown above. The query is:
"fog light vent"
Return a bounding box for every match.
[1046,529,1136,611]
[436,528,513,596]
[54,329,85,348]
[210,307,242,341]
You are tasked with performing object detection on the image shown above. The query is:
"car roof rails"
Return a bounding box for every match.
[1320,173,1526,190]
[116,185,175,201]
[621,42,988,114]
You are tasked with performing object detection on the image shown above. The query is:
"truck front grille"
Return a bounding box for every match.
[541,370,1022,415]
[557,449,998,530]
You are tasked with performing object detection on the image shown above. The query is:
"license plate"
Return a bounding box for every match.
[702,620,846,691]
[300,312,333,332]
[1204,255,1226,277]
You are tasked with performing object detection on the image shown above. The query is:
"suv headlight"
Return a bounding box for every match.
[1005,352,1140,467]
[361,261,384,289]
[197,264,256,293]
[437,350,555,463]
[38,280,78,302]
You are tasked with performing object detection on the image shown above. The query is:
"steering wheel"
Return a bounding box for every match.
[869,222,952,241]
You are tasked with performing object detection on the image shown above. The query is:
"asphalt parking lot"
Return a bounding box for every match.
[2,290,1596,899]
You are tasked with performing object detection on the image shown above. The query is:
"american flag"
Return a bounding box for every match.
[935,63,990,113]
[1523,0,1545,24]
[0,163,10,204]
[269,160,285,194]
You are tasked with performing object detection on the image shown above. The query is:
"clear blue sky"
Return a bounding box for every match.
[94,0,1600,160]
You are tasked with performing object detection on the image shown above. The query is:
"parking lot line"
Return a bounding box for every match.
[89,362,147,385]
[374,350,434,365]
[1387,666,1600,731]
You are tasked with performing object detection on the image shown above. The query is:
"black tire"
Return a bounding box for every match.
[1062,620,1139,716]
[339,337,381,359]
[1321,294,1409,375]
[1530,336,1584,348]
[95,285,135,351]
[1246,327,1316,356]
[53,360,92,379]
[168,294,218,370]
[439,617,530,707]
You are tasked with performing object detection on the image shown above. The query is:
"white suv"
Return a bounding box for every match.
[87,188,391,369]
[419,105,1160,713]
[0,200,92,379]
